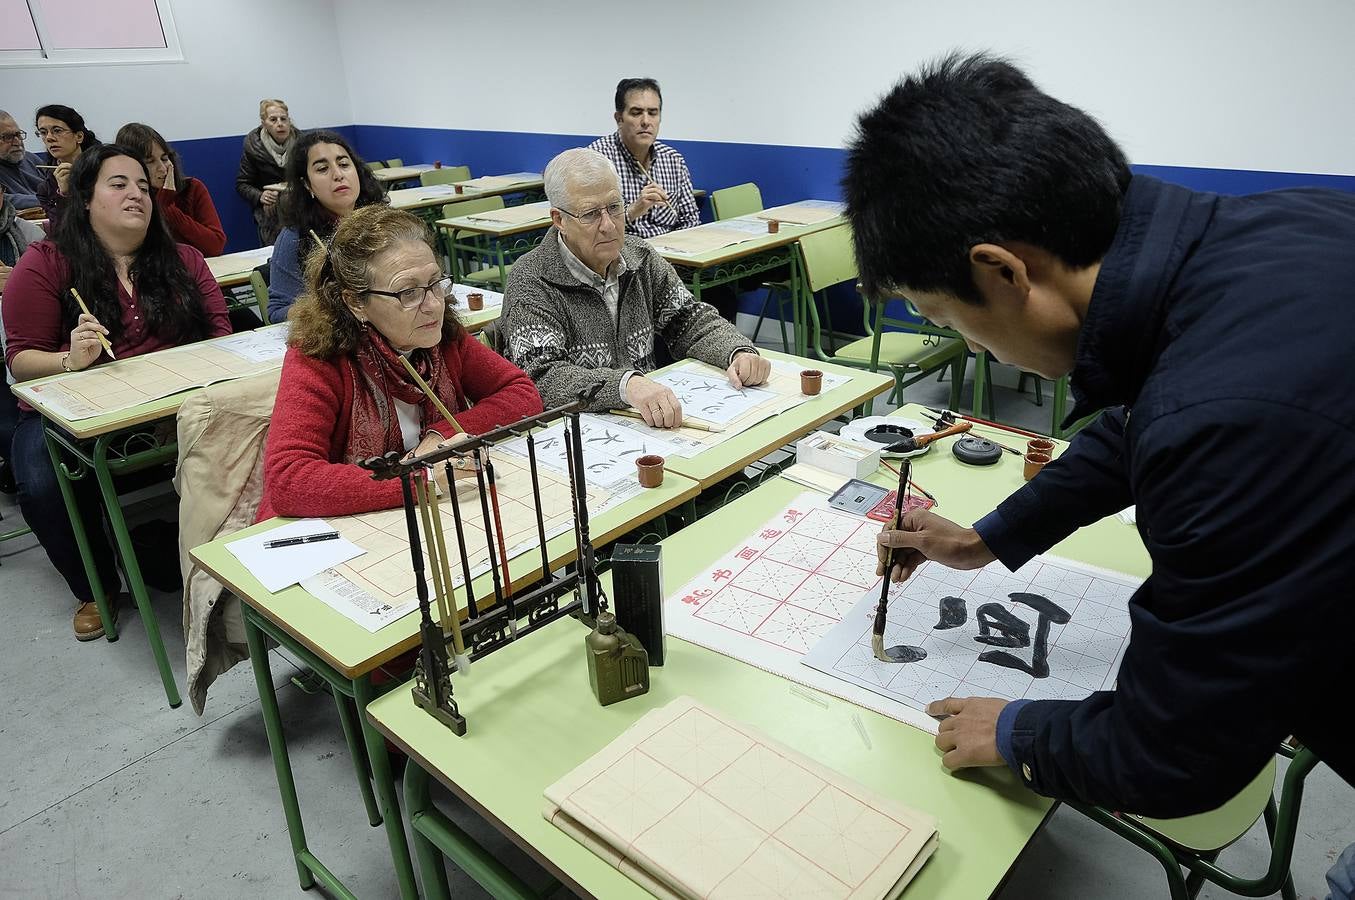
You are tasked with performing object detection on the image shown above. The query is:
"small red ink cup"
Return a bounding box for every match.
[466,292,485,311]
[800,369,823,396]
[454,183,464,194]
[636,454,665,488]
[1026,437,1055,455]
[1023,450,1052,481]
[433,160,442,169]
[766,219,780,234]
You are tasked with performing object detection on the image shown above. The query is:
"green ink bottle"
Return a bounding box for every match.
[586,610,650,706]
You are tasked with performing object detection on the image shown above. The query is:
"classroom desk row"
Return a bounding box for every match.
[185,352,890,899]
[190,395,1148,899]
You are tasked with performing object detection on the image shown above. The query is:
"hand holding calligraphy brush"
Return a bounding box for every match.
[872,458,927,664]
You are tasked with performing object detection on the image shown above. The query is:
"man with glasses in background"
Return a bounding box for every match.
[0,111,45,211]
[501,148,767,428]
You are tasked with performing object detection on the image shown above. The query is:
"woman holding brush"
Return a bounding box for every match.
[257,205,541,522]
[4,144,230,640]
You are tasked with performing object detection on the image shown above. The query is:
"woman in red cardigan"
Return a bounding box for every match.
[258,205,542,521]
[115,123,227,257]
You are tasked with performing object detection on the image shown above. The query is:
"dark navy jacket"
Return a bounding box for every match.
[976,175,1355,818]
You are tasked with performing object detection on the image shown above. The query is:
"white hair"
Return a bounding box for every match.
[543,148,619,211]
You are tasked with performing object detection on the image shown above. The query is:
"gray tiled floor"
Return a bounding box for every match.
[1,350,1350,898]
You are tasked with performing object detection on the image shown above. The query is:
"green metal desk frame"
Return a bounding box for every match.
[43,422,182,707]
[242,603,419,900]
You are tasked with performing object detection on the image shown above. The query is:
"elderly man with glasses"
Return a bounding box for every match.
[0,110,45,211]
[501,148,769,428]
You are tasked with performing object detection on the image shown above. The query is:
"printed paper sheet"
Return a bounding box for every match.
[544,696,938,900]
[458,172,540,191]
[463,200,551,226]
[449,283,504,312]
[647,225,762,256]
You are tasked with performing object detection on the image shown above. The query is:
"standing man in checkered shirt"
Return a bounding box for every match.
[589,78,701,238]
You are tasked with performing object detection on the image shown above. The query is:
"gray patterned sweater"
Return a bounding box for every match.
[501,228,755,411]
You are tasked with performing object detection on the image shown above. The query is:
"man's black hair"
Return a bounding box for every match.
[844,52,1131,303]
[614,78,663,114]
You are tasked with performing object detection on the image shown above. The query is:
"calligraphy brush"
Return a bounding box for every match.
[872,457,911,661]
[398,355,466,434]
[68,288,116,360]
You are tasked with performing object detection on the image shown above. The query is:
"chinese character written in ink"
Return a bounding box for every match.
[973,592,1071,678]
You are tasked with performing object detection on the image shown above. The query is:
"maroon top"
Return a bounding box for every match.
[4,240,232,407]
[256,339,544,521]
[156,177,228,257]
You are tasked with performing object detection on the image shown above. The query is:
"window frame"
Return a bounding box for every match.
[0,0,183,68]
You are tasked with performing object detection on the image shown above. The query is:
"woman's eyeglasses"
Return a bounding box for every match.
[365,276,455,310]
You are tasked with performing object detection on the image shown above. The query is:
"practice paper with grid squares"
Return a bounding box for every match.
[802,557,1141,734]
[666,494,938,724]
[301,452,617,632]
[544,696,938,900]
[16,331,286,421]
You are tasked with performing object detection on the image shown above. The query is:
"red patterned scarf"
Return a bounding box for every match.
[343,329,461,464]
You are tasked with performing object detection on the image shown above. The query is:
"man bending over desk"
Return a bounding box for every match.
[501,148,768,428]
[588,77,700,238]
[847,53,1355,884]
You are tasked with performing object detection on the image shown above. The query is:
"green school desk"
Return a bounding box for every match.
[11,324,288,707]
[188,470,701,900]
[366,408,1150,898]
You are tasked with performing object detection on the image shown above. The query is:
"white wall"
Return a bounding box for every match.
[2,0,353,148]
[335,0,1355,176]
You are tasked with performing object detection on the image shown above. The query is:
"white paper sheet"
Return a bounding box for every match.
[226,519,365,593]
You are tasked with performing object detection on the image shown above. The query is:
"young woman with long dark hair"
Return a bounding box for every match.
[266,129,385,324]
[4,144,230,639]
[115,122,227,257]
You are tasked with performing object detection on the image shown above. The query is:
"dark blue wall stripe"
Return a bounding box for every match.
[171,122,1355,258]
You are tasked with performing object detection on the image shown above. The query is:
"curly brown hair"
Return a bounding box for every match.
[287,205,465,359]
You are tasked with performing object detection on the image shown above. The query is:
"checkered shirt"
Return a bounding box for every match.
[588,131,701,238]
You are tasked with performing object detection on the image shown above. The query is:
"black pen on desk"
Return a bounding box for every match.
[263,531,340,549]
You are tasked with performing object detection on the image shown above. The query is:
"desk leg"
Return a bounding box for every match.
[41,429,116,639]
[972,352,990,420]
[244,613,317,893]
[1051,376,1069,439]
[403,760,540,899]
[92,436,181,708]
[333,692,383,827]
[354,676,420,900]
[405,763,452,900]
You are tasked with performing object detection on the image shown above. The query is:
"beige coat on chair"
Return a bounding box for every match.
[175,369,280,714]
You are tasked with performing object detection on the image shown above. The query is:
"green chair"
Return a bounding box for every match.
[385,158,404,167]
[420,166,471,187]
[249,266,269,324]
[710,182,763,221]
[365,160,384,172]
[439,197,514,288]
[797,225,967,414]
[710,183,804,348]
[1069,743,1319,900]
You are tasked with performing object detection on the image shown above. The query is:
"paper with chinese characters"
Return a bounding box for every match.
[543,696,938,900]
[665,492,1142,735]
[803,555,1141,733]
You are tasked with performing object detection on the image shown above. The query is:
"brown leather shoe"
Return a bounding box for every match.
[74,601,113,641]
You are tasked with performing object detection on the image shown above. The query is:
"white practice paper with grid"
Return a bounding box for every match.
[666,492,1142,734]
[803,557,1141,732]
[544,696,938,900]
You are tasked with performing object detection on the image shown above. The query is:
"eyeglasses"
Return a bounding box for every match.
[37,126,70,138]
[365,275,454,310]
[0,130,26,143]
[557,201,626,227]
